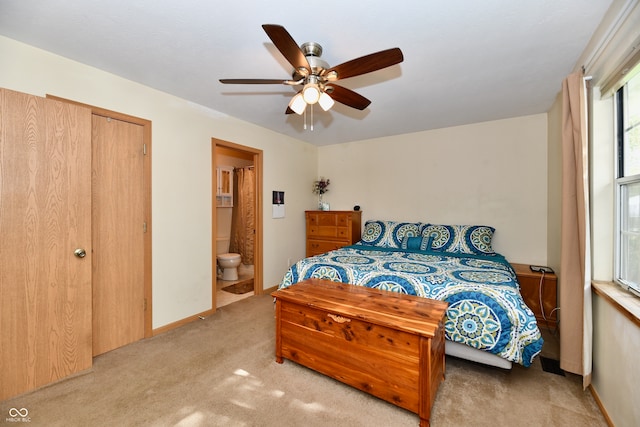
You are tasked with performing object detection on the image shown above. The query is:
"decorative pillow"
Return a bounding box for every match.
[360,220,385,246]
[401,235,434,252]
[422,224,496,255]
[360,220,423,248]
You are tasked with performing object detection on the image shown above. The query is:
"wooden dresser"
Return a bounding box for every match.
[511,263,558,329]
[305,210,362,257]
[272,279,448,427]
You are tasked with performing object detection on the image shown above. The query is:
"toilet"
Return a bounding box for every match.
[217,253,241,281]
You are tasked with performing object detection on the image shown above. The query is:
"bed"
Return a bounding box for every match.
[278,220,544,369]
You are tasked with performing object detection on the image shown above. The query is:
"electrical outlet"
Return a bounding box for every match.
[530,265,554,274]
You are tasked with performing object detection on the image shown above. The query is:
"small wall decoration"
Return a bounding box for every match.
[272,190,285,218]
[272,191,284,205]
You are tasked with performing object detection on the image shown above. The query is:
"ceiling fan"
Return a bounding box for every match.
[219,24,404,117]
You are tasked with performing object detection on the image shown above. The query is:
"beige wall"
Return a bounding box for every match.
[0,35,317,329]
[546,92,563,274]
[592,291,640,426]
[318,114,549,264]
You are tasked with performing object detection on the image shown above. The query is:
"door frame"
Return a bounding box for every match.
[212,138,263,309]
[46,95,153,339]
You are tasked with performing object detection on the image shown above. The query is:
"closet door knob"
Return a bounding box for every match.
[74,248,87,258]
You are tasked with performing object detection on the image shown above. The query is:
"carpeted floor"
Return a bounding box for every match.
[1,294,606,426]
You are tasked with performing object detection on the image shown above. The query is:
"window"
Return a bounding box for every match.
[616,70,640,295]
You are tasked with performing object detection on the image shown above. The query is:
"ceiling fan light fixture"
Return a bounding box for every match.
[318,92,334,111]
[302,83,321,104]
[288,92,307,115]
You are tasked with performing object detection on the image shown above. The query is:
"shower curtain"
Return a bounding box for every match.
[229,166,255,264]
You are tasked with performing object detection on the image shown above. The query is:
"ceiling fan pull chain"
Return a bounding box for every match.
[303,108,307,130]
[310,104,314,131]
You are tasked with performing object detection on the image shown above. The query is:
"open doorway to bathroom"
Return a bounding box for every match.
[212,138,263,309]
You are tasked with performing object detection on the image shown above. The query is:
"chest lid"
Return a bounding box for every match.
[272,279,448,337]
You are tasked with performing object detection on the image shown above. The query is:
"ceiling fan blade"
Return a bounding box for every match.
[326,84,371,110]
[285,106,295,114]
[325,48,404,80]
[262,24,311,75]
[219,79,288,84]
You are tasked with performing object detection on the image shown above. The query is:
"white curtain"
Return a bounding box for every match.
[559,71,592,388]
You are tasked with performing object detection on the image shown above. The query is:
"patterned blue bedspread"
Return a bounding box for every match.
[279,245,543,367]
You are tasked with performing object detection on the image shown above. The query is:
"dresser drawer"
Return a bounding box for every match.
[307,225,350,239]
[336,227,350,239]
[307,212,350,226]
[306,239,347,256]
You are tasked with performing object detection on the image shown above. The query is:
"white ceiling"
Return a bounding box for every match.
[0,0,614,145]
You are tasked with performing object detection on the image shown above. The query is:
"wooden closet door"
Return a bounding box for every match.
[0,88,92,400]
[91,115,145,356]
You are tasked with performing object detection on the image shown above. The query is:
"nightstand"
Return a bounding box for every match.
[511,263,558,330]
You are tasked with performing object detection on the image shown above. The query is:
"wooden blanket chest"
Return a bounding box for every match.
[272,279,448,427]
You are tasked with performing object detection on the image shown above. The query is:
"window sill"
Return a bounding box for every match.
[592,281,640,328]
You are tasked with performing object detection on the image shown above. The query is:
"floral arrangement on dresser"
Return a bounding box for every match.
[312,177,330,210]
[312,177,330,195]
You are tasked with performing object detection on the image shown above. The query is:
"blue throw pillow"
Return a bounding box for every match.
[401,235,434,251]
